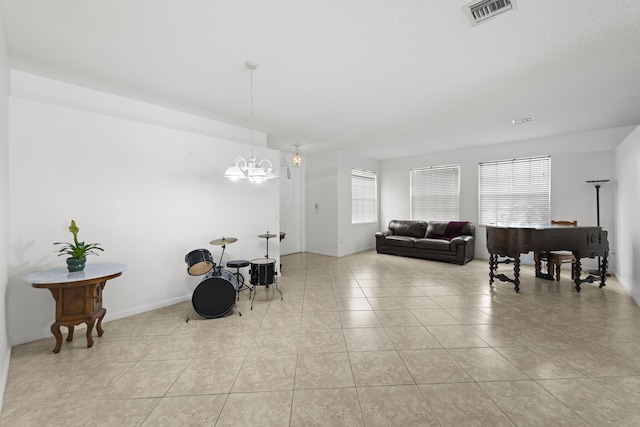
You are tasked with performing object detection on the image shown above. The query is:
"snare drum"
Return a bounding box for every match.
[250,258,276,286]
[192,268,239,318]
[185,249,214,276]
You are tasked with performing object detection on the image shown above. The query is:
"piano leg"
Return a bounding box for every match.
[599,255,608,288]
[489,253,496,287]
[573,254,608,291]
[573,259,583,292]
[489,253,521,293]
[513,256,520,293]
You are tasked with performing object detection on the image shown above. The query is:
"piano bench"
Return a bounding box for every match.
[548,252,576,281]
[535,251,576,281]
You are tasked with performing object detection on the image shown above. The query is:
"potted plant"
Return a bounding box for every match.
[54,220,104,272]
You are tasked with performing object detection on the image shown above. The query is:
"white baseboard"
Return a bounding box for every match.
[10,294,192,346]
[103,295,191,322]
[615,275,640,306]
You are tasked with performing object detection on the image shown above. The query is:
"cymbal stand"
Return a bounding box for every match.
[218,244,226,270]
[261,233,274,258]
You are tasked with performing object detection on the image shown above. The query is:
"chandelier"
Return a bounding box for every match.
[224,61,278,183]
[292,145,302,167]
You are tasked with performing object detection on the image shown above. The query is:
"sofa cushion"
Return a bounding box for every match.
[389,220,427,238]
[443,221,469,240]
[385,235,417,247]
[425,221,448,238]
[415,238,451,251]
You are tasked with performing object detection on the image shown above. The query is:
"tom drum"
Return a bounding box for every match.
[250,258,276,286]
[185,248,214,276]
[192,269,238,318]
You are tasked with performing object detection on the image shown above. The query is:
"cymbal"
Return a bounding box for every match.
[210,236,237,245]
[258,233,277,239]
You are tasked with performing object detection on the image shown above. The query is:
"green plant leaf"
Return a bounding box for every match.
[53,220,104,259]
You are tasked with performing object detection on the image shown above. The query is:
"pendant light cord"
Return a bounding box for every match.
[249,63,255,157]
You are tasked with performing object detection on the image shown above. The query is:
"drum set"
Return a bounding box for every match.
[184,232,282,320]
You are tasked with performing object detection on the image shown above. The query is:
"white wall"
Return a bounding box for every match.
[7,75,280,345]
[380,127,633,271]
[305,151,381,257]
[305,151,339,256]
[337,152,380,257]
[279,151,304,255]
[613,125,640,302]
[11,72,264,147]
[0,9,10,411]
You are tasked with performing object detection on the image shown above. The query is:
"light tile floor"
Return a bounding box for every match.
[3,251,640,426]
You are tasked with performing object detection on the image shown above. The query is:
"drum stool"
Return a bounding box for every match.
[227,260,251,300]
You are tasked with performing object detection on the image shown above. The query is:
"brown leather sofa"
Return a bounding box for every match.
[375,220,475,265]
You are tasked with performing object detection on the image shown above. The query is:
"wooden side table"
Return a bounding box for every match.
[23,263,126,353]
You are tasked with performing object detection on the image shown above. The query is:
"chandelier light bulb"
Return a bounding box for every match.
[292,145,302,167]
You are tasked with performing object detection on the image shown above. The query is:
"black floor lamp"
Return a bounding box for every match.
[586,179,610,274]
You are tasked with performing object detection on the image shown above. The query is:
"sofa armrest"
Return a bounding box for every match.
[375,230,392,252]
[450,235,474,247]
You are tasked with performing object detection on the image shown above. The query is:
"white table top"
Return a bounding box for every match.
[23,262,127,284]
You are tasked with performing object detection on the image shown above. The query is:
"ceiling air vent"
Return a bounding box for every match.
[466,0,515,25]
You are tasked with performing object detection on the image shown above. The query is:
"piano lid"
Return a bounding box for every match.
[486,222,600,230]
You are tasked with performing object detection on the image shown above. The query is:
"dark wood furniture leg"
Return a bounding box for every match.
[489,253,496,287]
[96,308,107,337]
[513,256,521,293]
[572,253,608,292]
[599,255,608,288]
[489,254,521,293]
[85,319,95,348]
[51,323,63,354]
[555,264,562,281]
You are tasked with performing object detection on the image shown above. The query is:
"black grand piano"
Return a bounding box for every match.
[486,224,609,293]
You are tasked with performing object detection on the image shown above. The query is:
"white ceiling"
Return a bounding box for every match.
[1,0,639,160]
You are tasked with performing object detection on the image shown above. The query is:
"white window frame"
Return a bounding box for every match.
[410,164,460,221]
[478,155,551,226]
[351,168,377,224]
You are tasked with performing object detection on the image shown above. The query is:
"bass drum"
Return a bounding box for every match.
[250,258,276,285]
[192,269,238,318]
[185,248,214,276]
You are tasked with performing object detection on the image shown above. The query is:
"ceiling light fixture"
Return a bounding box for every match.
[292,145,302,167]
[224,61,278,183]
[511,116,535,125]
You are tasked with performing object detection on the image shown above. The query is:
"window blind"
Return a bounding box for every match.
[352,169,377,224]
[478,155,550,226]
[410,165,460,221]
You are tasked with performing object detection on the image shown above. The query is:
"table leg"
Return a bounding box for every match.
[96,308,107,337]
[85,319,95,348]
[51,323,63,354]
[66,325,75,343]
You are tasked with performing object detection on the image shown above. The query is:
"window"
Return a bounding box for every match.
[478,155,550,225]
[351,169,377,224]
[410,165,460,221]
